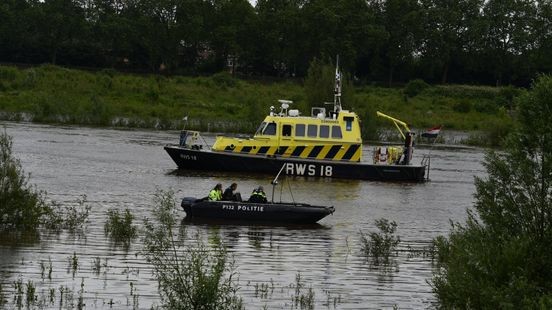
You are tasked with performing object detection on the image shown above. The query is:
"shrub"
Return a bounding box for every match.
[212,71,237,88]
[360,218,400,265]
[41,195,90,233]
[474,100,499,114]
[432,75,552,308]
[104,208,137,245]
[0,129,47,231]
[403,79,429,98]
[452,100,472,113]
[143,190,243,310]
[0,66,20,82]
[0,130,90,233]
[495,85,522,110]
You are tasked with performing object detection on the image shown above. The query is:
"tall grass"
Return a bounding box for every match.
[0,65,516,141]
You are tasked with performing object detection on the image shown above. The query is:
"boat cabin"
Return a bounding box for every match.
[212,101,363,162]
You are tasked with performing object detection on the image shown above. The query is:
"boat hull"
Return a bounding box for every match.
[181,197,334,224]
[165,145,426,182]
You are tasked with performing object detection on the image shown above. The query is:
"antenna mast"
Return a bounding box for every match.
[334,55,342,114]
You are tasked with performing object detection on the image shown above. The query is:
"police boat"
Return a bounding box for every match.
[180,165,335,224]
[165,58,429,182]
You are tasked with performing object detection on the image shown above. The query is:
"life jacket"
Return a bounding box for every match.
[208,189,222,201]
[250,190,267,202]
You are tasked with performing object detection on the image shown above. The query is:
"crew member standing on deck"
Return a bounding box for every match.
[208,183,223,201]
[223,183,242,201]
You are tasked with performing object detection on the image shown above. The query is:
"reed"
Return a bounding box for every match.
[291,272,315,310]
[0,283,4,307]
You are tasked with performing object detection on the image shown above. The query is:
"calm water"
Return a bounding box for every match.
[0,122,485,309]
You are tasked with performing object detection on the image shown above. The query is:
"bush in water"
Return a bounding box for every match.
[360,218,400,265]
[0,129,90,233]
[0,129,47,231]
[143,190,243,310]
[432,75,552,308]
[104,208,137,246]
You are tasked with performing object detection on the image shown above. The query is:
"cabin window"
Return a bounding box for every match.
[344,117,354,131]
[255,122,266,135]
[282,124,292,137]
[307,124,317,137]
[263,122,277,135]
[296,124,305,137]
[332,125,343,139]
[320,125,330,138]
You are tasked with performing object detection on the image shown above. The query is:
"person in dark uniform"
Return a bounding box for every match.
[222,183,242,201]
[248,186,267,203]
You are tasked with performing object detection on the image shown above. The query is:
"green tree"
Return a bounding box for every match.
[304,57,354,111]
[209,0,256,74]
[420,0,484,84]
[432,75,552,307]
[481,0,537,85]
[36,0,88,64]
[381,0,422,86]
[530,1,552,76]
[252,0,302,76]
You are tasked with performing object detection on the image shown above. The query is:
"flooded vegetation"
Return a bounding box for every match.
[0,122,485,308]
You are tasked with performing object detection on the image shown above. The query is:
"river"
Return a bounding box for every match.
[0,122,485,309]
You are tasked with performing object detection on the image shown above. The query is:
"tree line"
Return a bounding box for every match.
[1,0,551,86]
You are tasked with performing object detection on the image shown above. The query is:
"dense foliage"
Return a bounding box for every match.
[360,218,401,265]
[0,129,46,230]
[0,0,551,85]
[104,208,137,247]
[143,190,243,310]
[432,75,552,307]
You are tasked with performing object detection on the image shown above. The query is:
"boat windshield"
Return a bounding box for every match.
[255,122,267,135]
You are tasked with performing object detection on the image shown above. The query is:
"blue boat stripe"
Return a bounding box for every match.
[325,145,342,160]
[307,145,324,158]
[342,144,360,160]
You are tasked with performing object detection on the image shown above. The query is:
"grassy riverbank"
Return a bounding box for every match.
[0,65,517,145]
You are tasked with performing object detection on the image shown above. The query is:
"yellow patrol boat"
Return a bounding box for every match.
[164,62,429,182]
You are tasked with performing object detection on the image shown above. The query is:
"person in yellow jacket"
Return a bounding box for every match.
[208,183,223,201]
[248,186,267,203]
